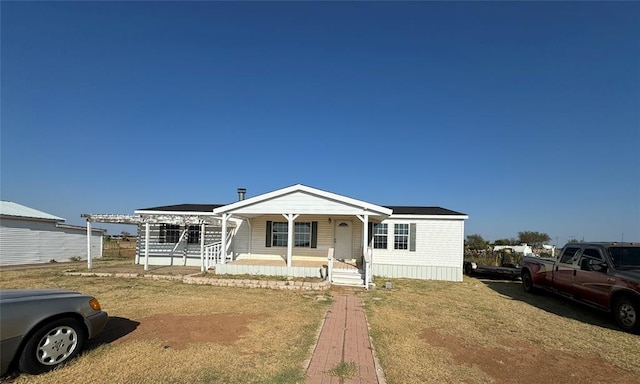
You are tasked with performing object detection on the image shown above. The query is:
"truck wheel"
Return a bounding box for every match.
[522,270,537,293]
[613,297,640,334]
[464,262,473,276]
[18,318,86,374]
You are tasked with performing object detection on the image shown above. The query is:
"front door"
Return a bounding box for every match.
[334,220,353,260]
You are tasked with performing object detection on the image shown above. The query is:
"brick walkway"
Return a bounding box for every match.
[306,294,381,384]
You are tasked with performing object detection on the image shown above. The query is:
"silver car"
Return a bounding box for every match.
[0,289,108,375]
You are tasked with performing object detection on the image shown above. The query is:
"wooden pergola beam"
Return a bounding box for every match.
[80,213,223,226]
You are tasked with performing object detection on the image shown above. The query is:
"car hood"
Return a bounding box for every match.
[0,289,82,301]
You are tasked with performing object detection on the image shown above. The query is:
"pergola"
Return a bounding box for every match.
[81,213,223,271]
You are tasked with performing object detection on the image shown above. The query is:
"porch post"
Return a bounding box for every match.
[362,214,369,259]
[144,222,150,271]
[356,213,369,260]
[86,220,92,270]
[283,213,299,276]
[221,214,228,264]
[200,221,205,272]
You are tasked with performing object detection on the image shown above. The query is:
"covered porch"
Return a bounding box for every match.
[212,185,393,287]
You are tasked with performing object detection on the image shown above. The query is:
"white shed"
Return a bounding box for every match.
[0,201,105,266]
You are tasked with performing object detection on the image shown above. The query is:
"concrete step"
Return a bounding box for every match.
[332,268,365,287]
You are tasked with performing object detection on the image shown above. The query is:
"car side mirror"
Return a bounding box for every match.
[588,259,608,273]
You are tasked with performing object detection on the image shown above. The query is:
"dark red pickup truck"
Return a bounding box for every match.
[521,242,640,333]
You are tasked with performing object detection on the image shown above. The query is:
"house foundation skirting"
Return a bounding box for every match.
[372,264,463,282]
[214,263,325,278]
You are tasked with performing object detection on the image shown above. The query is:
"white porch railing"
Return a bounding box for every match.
[204,242,223,268]
[204,231,234,269]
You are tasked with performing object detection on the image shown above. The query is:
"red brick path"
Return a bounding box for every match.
[306,294,380,384]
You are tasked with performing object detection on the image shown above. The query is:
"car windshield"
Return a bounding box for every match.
[607,247,640,270]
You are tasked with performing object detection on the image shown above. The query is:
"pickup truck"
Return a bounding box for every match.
[521,242,640,333]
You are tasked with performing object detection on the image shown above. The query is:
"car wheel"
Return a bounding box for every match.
[464,262,473,276]
[18,318,85,374]
[613,296,640,334]
[521,270,536,293]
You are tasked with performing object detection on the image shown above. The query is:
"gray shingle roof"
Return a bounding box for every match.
[384,206,466,215]
[138,203,465,216]
[137,204,224,212]
[0,201,64,221]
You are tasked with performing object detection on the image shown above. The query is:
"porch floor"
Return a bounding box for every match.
[227,259,359,270]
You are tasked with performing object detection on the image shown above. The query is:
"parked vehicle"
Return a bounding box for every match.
[521,242,640,333]
[0,289,109,375]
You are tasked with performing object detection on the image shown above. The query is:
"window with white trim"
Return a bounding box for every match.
[266,220,317,248]
[294,222,311,247]
[272,222,288,247]
[159,224,180,244]
[373,223,388,249]
[394,223,409,250]
[187,225,200,244]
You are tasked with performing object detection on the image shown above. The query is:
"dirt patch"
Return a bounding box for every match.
[117,313,257,349]
[421,327,635,383]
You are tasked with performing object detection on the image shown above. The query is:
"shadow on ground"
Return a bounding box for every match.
[89,316,140,346]
[479,278,618,331]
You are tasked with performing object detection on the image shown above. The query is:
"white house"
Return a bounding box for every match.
[0,201,105,266]
[85,184,469,286]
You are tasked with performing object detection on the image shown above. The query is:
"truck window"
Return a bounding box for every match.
[580,248,605,271]
[560,247,580,264]
[582,248,603,260]
[608,247,640,269]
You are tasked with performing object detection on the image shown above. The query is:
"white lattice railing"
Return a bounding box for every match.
[204,231,234,269]
[204,242,222,268]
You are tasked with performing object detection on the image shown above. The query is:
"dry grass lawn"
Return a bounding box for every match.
[0,261,331,384]
[3,260,640,384]
[364,276,640,384]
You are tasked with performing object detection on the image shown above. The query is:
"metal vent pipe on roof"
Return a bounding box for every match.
[237,188,246,201]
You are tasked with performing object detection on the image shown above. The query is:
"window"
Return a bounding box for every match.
[159,224,180,244]
[187,225,200,244]
[294,222,311,247]
[266,221,318,248]
[394,224,409,250]
[272,222,288,247]
[608,247,640,268]
[560,247,580,264]
[582,248,602,260]
[373,223,388,249]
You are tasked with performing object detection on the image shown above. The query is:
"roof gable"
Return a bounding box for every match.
[213,184,393,217]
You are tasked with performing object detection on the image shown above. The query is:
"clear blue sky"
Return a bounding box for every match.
[1,1,638,245]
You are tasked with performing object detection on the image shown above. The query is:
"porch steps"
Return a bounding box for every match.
[331,268,365,287]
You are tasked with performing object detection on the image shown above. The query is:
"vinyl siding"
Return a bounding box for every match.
[0,217,103,266]
[372,218,464,268]
[372,264,463,282]
[230,191,378,216]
